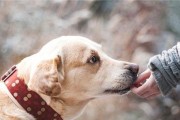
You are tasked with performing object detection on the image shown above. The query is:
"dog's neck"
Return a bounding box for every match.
[17,62,91,120]
[50,96,90,120]
[1,66,63,120]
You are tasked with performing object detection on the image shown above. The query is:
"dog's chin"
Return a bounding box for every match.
[104,87,130,95]
[103,74,137,95]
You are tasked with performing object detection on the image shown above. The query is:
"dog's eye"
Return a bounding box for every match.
[89,56,99,64]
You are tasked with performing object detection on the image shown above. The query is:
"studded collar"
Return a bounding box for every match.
[1,66,63,120]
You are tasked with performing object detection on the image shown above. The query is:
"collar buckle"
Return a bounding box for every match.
[1,65,17,82]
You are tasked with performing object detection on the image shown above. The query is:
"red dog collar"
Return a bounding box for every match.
[1,66,63,120]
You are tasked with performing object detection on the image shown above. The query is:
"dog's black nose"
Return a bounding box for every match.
[126,64,139,74]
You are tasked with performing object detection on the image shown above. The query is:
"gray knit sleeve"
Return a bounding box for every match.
[148,42,180,95]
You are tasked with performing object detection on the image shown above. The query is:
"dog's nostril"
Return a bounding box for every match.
[126,64,139,74]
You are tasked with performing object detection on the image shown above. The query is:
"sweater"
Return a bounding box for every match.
[148,42,180,95]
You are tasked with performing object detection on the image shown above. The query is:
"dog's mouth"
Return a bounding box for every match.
[103,73,138,95]
[104,87,130,95]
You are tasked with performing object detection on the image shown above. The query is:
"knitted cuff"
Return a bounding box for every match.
[148,56,172,96]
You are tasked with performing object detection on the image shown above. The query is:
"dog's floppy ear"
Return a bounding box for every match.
[28,55,64,98]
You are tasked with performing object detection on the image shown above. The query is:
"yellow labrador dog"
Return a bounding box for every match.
[0,36,138,120]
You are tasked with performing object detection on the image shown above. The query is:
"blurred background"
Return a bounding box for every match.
[0,0,180,120]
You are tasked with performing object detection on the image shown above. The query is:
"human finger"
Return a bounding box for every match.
[131,83,149,96]
[133,69,151,86]
[145,93,160,99]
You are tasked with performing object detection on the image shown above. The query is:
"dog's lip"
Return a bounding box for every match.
[104,87,130,94]
[104,73,138,95]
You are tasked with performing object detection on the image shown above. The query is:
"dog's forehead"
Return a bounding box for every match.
[68,36,100,47]
[61,36,102,52]
[56,36,102,67]
[40,36,101,56]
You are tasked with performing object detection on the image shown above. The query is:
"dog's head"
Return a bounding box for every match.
[18,36,138,107]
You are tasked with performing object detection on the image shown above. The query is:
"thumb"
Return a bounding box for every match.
[133,69,151,86]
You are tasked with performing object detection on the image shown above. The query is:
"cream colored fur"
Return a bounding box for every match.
[0,36,138,120]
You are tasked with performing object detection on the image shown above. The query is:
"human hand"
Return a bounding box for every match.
[131,69,161,99]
